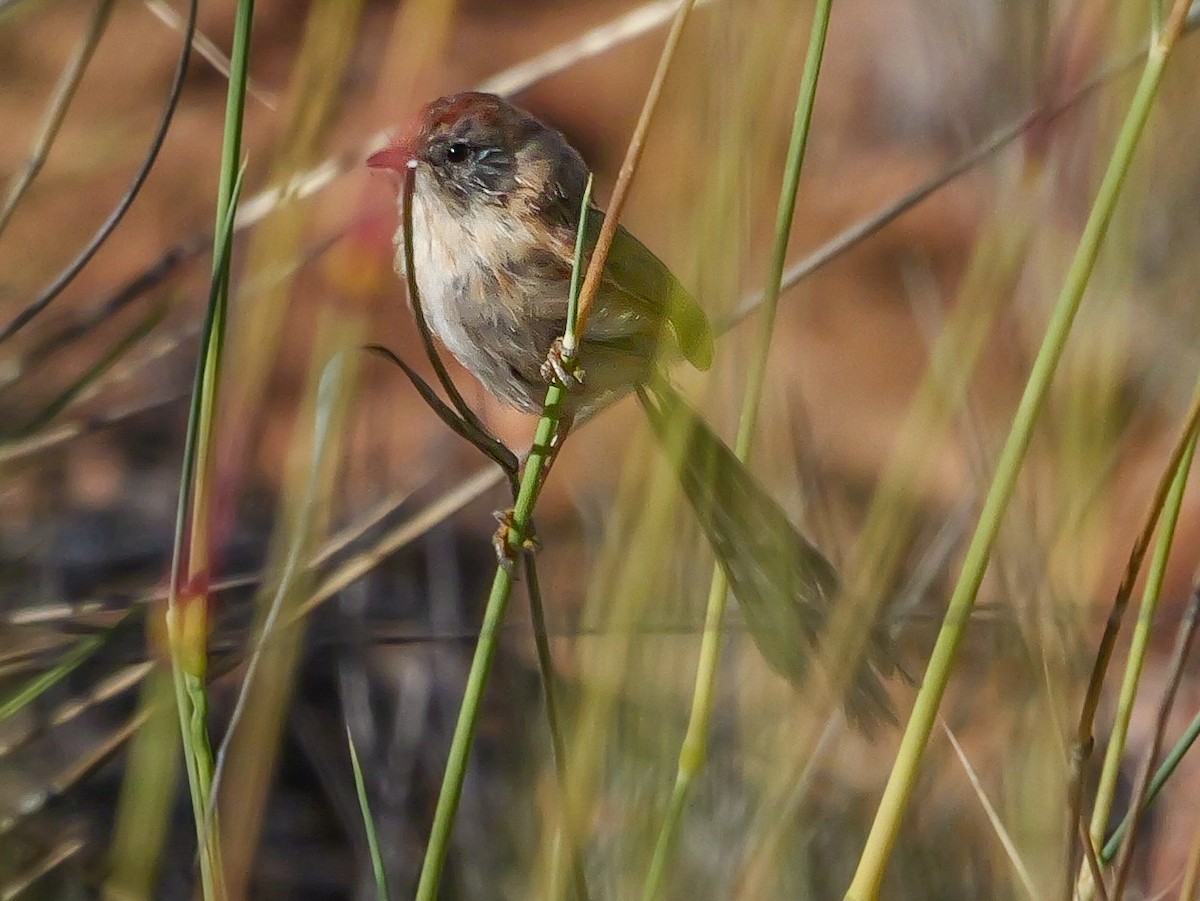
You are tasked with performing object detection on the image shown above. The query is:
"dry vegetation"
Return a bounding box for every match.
[1,1,1200,899]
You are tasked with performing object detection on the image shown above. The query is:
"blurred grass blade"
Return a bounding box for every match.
[642,3,835,894]
[105,672,180,901]
[5,304,165,440]
[347,725,390,901]
[847,4,1198,898]
[214,334,360,898]
[0,630,109,723]
[0,0,115,238]
[1087,383,1200,849]
[216,0,363,543]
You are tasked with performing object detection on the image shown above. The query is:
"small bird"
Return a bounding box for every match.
[368,92,893,725]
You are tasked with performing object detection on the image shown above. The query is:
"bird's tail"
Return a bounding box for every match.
[636,377,895,730]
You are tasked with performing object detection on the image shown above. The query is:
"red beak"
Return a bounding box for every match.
[366,143,410,172]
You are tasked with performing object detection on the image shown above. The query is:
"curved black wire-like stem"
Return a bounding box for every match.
[363,343,519,489]
[8,303,165,439]
[0,0,199,345]
[17,239,204,377]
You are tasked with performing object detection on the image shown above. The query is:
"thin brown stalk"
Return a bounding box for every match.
[571,0,697,338]
[1179,820,1200,901]
[1079,817,1112,901]
[1110,583,1200,899]
[142,0,277,110]
[1065,384,1200,897]
[0,0,115,238]
[0,0,197,343]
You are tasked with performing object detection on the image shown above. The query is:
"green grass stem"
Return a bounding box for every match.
[413,387,567,901]
[845,7,1193,898]
[415,2,695,892]
[640,3,834,897]
[1101,672,1200,864]
[348,725,390,899]
[164,2,254,896]
[412,174,592,901]
[1088,390,1200,849]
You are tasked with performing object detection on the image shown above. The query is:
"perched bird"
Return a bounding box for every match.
[368,91,893,725]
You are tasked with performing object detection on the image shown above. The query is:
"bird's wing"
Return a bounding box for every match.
[637,377,897,731]
[552,208,714,371]
[602,224,714,372]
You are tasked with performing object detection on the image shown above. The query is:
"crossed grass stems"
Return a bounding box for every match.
[4,1,1200,899]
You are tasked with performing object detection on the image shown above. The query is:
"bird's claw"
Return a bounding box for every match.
[492,509,540,570]
[540,338,584,389]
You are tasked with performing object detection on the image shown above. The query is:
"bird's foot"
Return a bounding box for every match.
[540,337,584,389]
[492,509,540,571]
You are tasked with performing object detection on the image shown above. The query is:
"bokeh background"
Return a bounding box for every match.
[2,1,1200,898]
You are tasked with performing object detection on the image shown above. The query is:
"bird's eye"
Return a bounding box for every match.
[445,142,470,164]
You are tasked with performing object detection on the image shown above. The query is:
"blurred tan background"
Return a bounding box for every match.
[3,1,1200,898]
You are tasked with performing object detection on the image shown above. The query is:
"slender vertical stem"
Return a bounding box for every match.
[1110,586,1200,899]
[413,166,594,901]
[642,3,835,896]
[164,3,254,899]
[0,0,115,237]
[415,4,697,896]
[1088,402,1200,846]
[846,6,1192,897]
[573,0,697,336]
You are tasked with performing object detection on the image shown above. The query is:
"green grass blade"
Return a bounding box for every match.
[164,3,255,895]
[846,8,1195,898]
[0,629,110,723]
[1101,682,1200,864]
[347,725,390,900]
[642,2,835,896]
[1088,394,1200,847]
[7,304,165,439]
